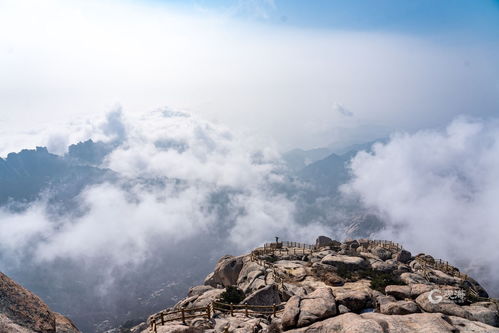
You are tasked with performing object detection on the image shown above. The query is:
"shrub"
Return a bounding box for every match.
[218,286,245,304]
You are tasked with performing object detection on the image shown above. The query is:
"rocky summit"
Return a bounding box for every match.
[129,237,499,333]
[0,272,80,333]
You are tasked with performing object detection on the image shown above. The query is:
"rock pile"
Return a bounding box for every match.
[135,237,499,333]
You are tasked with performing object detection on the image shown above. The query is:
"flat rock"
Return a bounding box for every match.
[321,255,368,270]
[385,285,411,300]
[400,272,429,285]
[380,300,420,315]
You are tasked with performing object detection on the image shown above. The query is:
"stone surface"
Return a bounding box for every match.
[315,236,334,247]
[415,292,471,319]
[334,290,373,313]
[394,250,412,263]
[55,313,80,333]
[242,284,280,307]
[400,272,429,285]
[409,284,434,298]
[204,255,244,288]
[188,285,214,297]
[281,288,337,329]
[321,255,368,270]
[385,285,411,300]
[370,246,393,260]
[0,272,81,333]
[286,312,499,333]
[380,300,420,315]
[462,305,499,327]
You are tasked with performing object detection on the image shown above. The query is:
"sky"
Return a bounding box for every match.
[0,0,498,155]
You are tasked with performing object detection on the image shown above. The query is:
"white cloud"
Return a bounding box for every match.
[343,117,499,295]
[0,110,330,267]
[0,0,497,151]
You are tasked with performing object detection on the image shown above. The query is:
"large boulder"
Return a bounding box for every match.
[415,291,472,319]
[385,285,411,300]
[281,288,337,329]
[370,246,393,261]
[321,255,368,270]
[204,255,244,287]
[409,284,434,298]
[241,284,280,306]
[394,249,412,263]
[315,236,334,247]
[236,261,266,293]
[188,285,214,297]
[400,272,429,285]
[380,300,420,315]
[334,290,373,313]
[462,305,499,327]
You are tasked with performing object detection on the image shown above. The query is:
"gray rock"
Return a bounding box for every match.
[334,290,373,313]
[321,254,368,270]
[211,255,245,287]
[385,285,411,300]
[242,284,280,307]
[415,291,471,320]
[371,246,393,260]
[315,236,334,247]
[380,300,420,315]
[338,304,351,314]
[281,296,301,330]
[400,272,429,285]
[281,288,337,329]
[463,305,499,327]
[394,249,412,263]
[371,260,397,272]
[188,285,214,297]
[409,284,434,298]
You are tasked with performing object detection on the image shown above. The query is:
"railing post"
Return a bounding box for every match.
[161,313,165,325]
[273,303,276,317]
[245,303,249,317]
[230,303,234,316]
[181,307,186,325]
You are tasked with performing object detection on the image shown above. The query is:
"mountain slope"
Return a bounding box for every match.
[0,271,80,333]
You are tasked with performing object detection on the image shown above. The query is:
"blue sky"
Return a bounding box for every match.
[158,0,499,38]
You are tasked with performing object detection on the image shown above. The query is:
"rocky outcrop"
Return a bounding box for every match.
[0,272,80,333]
[142,238,499,333]
[242,284,280,306]
[281,288,337,329]
[286,312,499,333]
[204,256,244,288]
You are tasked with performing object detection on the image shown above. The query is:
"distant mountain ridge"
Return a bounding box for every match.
[0,141,115,208]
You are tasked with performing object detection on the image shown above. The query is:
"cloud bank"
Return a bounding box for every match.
[0,110,328,268]
[343,117,499,295]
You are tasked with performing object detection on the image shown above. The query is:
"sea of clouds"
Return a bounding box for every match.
[343,116,499,296]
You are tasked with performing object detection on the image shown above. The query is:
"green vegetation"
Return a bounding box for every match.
[218,286,245,304]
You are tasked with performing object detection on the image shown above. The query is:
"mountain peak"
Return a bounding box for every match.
[131,237,498,333]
